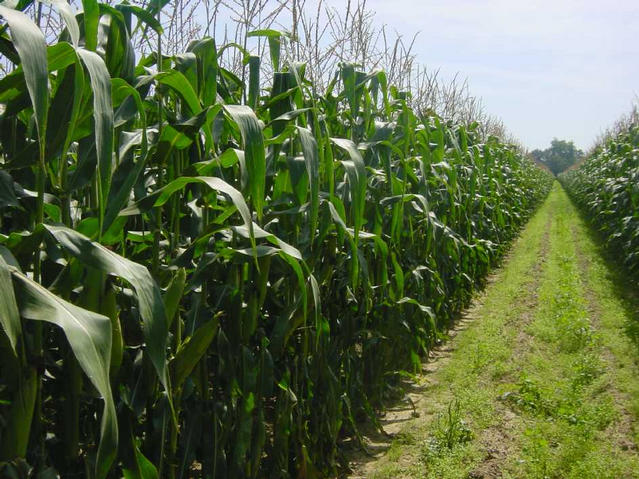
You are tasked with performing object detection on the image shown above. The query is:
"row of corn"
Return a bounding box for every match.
[0,2,553,477]
[560,122,639,274]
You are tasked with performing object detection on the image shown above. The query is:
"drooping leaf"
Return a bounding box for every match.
[46,0,80,46]
[11,269,117,479]
[0,255,21,355]
[156,70,202,115]
[42,225,170,397]
[120,176,255,249]
[116,3,163,35]
[224,105,266,221]
[0,4,48,146]
[187,36,218,107]
[247,29,283,71]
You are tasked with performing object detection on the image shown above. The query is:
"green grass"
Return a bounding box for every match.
[366,184,639,479]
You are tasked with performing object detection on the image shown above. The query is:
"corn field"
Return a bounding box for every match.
[0,2,553,478]
[560,119,639,274]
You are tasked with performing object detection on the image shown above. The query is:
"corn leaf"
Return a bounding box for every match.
[42,225,170,397]
[11,269,117,479]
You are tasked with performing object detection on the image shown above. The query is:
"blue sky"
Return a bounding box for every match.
[337,0,639,151]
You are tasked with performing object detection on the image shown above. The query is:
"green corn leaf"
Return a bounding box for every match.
[156,70,202,114]
[172,317,219,388]
[224,105,266,221]
[390,252,405,299]
[298,126,320,240]
[82,0,99,51]
[103,126,147,233]
[45,0,80,47]
[42,225,170,399]
[307,268,322,347]
[266,108,312,127]
[247,29,283,71]
[232,222,302,260]
[11,269,117,479]
[192,148,247,189]
[115,4,163,35]
[397,297,435,318]
[0,30,20,63]
[120,176,255,250]
[0,4,48,146]
[0,255,21,355]
[0,42,77,105]
[98,6,135,81]
[187,36,218,107]
[76,48,113,233]
[122,435,159,479]
[174,52,198,91]
[248,55,260,110]
[331,137,367,239]
[58,56,86,174]
[143,0,171,16]
[217,41,250,65]
[164,268,186,329]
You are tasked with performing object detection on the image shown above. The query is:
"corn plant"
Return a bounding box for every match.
[560,122,639,274]
[0,1,553,477]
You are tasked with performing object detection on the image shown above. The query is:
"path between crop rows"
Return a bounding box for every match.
[347,183,639,479]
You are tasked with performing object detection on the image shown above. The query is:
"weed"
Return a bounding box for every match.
[571,352,603,390]
[422,400,474,459]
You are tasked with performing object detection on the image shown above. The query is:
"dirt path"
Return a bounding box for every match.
[346,183,639,479]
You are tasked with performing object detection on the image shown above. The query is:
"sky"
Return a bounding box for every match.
[331,0,639,151]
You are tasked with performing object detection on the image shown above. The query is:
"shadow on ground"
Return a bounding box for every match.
[572,206,639,349]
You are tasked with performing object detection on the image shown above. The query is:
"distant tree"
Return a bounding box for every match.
[534,139,583,176]
[530,149,544,163]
